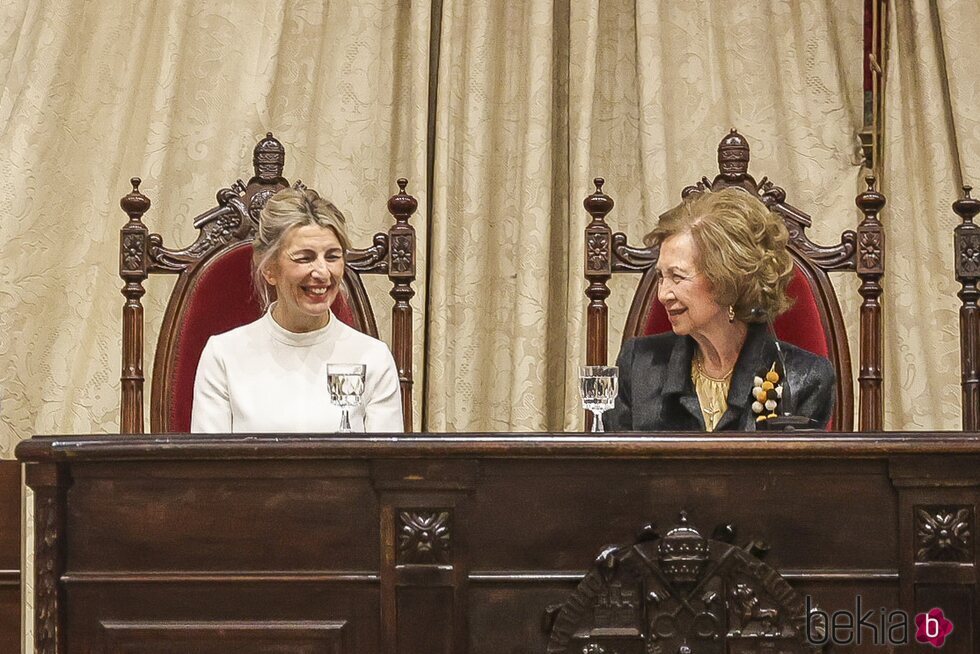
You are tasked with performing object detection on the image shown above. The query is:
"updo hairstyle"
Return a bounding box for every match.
[252,187,351,309]
[645,187,795,322]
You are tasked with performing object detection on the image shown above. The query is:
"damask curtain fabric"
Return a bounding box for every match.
[882,0,980,430]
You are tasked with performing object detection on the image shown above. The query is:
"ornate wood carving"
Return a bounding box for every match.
[119,178,151,434]
[584,178,614,373]
[35,492,60,653]
[26,465,67,654]
[547,512,822,654]
[583,178,615,430]
[954,185,980,430]
[396,510,452,565]
[915,506,973,563]
[385,178,417,431]
[855,176,885,431]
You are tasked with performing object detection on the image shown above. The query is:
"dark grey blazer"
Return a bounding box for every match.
[605,323,835,432]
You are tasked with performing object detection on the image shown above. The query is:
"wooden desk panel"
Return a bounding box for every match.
[16,433,980,653]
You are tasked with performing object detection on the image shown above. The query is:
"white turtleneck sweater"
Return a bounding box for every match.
[191,309,403,433]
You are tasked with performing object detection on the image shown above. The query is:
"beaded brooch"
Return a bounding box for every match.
[751,363,783,423]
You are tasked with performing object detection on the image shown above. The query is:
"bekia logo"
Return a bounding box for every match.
[805,596,954,648]
[915,608,953,648]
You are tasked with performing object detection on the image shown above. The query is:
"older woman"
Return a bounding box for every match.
[191,187,403,433]
[606,187,835,432]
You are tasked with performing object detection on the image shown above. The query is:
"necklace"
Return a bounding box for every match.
[694,351,734,382]
[692,352,733,431]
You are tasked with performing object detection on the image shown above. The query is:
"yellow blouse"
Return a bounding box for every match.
[691,356,733,432]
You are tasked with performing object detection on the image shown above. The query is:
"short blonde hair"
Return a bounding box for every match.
[645,187,794,322]
[252,187,351,309]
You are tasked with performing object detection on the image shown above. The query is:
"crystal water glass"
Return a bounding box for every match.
[579,365,618,433]
[327,363,366,433]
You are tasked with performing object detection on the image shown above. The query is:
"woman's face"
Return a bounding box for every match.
[656,231,727,338]
[263,224,346,332]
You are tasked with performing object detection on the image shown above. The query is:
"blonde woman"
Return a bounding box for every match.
[191,188,402,433]
[606,188,834,431]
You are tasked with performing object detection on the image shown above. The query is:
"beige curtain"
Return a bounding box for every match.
[426,0,572,431]
[883,0,980,429]
[425,0,866,431]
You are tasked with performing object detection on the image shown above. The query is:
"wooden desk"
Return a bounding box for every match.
[16,433,980,653]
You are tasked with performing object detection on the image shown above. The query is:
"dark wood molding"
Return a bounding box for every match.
[17,432,980,461]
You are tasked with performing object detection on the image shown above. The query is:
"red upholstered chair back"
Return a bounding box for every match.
[119,133,418,433]
[160,242,372,433]
[584,129,887,431]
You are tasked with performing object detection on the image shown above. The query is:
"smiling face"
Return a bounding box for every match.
[262,224,346,332]
[656,231,727,338]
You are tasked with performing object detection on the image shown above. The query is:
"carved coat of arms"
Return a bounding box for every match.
[547,512,825,654]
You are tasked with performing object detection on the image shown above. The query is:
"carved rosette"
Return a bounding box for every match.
[121,234,144,272]
[958,234,980,278]
[858,231,882,270]
[954,186,980,282]
[390,233,414,275]
[915,506,973,562]
[547,513,822,654]
[397,510,451,564]
[587,232,610,272]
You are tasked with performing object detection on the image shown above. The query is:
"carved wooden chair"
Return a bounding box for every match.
[584,129,886,431]
[119,133,417,433]
[954,185,980,430]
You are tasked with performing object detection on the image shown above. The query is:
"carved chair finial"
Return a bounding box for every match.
[717,129,750,180]
[584,178,614,219]
[856,175,886,216]
[954,185,980,223]
[388,178,418,219]
[121,177,151,218]
[253,132,286,182]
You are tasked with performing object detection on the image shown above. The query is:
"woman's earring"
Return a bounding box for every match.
[728,305,736,323]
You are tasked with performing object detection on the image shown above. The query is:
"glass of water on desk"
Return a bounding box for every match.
[579,365,618,433]
[327,363,366,433]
